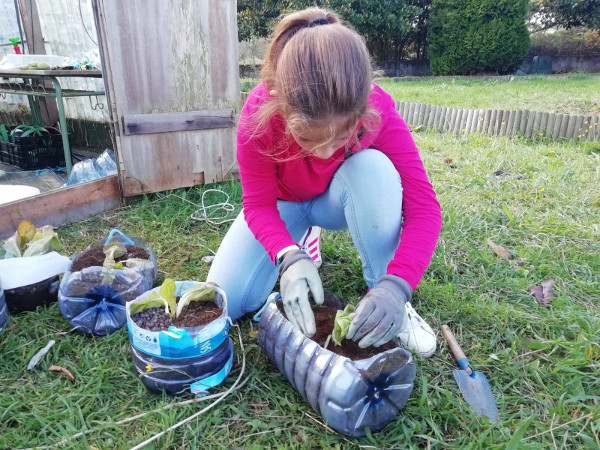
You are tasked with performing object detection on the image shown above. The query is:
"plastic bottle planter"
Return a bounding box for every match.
[70,229,158,292]
[4,275,59,313]
[126,282,233,396]
[0,286,9,334]
[258,301,417,437]
[58,267,146,335]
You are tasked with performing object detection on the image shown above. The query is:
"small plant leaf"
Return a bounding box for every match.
[103,241,127,260]
[332,304,355,346]
[176,286,216,318]
[487,238,512,260]
[17,220,36,245]
[160,278,177,317]
[2,234,21,257]
[22,226,62,257]
[130,291,169,316]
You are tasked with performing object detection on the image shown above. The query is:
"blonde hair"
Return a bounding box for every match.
[250,7,378,157]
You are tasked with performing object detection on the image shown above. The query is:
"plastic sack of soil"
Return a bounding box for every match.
[70,229,157,292]
[0,284,9,334]
[126,281,233,395]
[58,266,146,335]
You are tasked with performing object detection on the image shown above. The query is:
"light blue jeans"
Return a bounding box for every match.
[207,149,403,320]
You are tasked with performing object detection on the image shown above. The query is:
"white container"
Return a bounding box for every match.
[5,54,66,69]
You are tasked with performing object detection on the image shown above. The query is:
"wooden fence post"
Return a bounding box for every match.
[506,110,516,137]
[512,110,522,137]
[406,103,415,127]
[525,110,536,138]
[552,114,563,139]
[427,106,437,128]
[487,110,497,135]
[465,109,474,135]
[565,114,576,139]
[539,112,548,137]
[545,113,555,138]
[574,115,585,140]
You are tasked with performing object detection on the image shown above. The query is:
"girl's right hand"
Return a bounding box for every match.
[279,249,324,337]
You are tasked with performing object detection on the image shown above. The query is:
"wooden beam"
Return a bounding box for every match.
[17,0,59,126]
[123,110,235,136]
[0,175,121,239]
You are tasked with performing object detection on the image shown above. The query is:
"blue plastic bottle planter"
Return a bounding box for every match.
[0,287,9,334]
[126,281,234,396]
[258,300,417,437]
[69,229,158,292]
[58,229,158,336]
[58,267,146,335]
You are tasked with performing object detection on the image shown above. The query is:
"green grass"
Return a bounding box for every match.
[242,75,600,116]
[378,74,600,116]
[1,132,599,449]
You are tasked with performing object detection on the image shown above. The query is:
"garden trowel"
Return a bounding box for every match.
[441,325,500,423]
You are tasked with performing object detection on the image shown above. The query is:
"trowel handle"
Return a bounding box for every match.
[441,325,467,364]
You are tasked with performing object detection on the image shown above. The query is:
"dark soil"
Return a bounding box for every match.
[131,300,223,331]
[71,245,150,272]
[277,302,397,361]
[65,273,133,298]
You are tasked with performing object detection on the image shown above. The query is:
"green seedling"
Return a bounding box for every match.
[332,304,355,346]
[2,220,62,258]
[130,280,216,319]
[130,278,176,316]
[129,291,169,316]
[175,285,215,318]
[102,241,127,284]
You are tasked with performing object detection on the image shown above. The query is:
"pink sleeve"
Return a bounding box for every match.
[236,89,297,263]
[371,90,442,289]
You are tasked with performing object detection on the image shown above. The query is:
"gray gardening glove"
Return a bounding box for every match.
[347,275,412,348]
[279,249,324,337]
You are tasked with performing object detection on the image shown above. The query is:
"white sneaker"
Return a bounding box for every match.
[397,302,437,358]
[300,226,322,268]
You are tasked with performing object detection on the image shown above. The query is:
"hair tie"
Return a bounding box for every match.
[309,18,329,27]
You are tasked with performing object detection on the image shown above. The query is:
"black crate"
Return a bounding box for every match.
[0,130,67,170]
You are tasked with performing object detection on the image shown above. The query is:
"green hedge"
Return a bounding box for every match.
[428,0,530,75]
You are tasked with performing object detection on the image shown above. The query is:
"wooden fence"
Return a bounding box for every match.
[239,92,599,142]
[395,101,600,142]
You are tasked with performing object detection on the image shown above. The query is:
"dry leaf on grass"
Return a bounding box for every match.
[529,279,556,307]
[487,239,512,260]
[541,279,557,302]
[494,171,523,179]
[49,365,78,383]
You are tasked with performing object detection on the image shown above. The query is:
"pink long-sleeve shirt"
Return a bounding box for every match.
[237,83,442,289]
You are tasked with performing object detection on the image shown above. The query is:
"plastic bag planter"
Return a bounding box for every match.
[0,285,9,334]
[126,281,233,396]
[58,267,146,335]
[4,275,59,313]
[70,229,158,292]
[258,299,417,437]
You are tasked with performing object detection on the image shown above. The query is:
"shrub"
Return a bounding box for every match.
[428,0,530,75]
[529,28,600,57]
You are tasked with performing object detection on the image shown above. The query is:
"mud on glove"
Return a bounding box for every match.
[279,249,324,337]
[347,275,412,348]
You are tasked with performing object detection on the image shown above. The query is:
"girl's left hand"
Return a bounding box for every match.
[347,275,412,348]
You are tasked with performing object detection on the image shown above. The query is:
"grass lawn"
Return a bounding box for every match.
[242,74,600,117]
[1,129,598,449]
[378,74,600,116]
